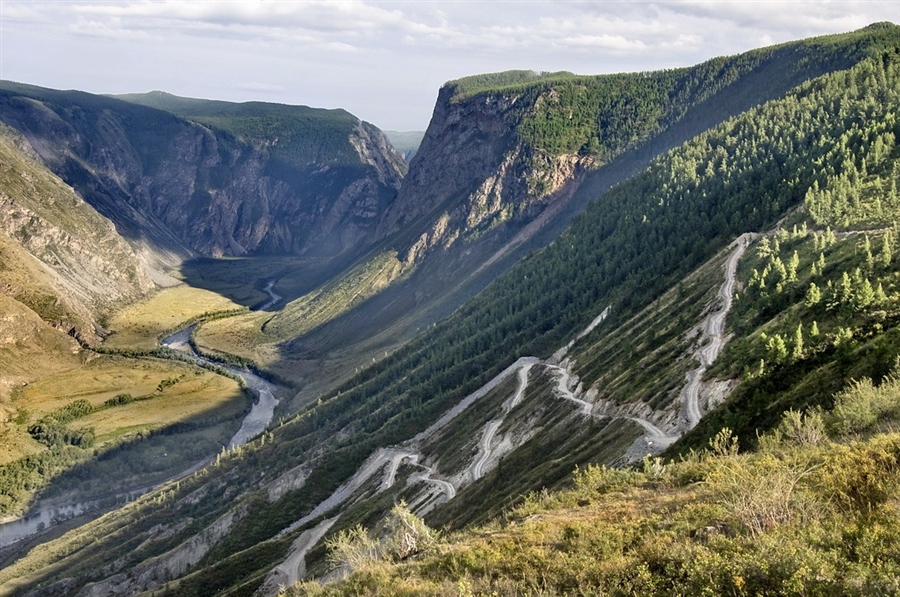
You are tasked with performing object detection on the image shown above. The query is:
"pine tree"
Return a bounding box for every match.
[864,235,874,270]
[805,282,822,307]
[879,232,892,267]
[788,250,800,282]
[766,333,788,363]
[792,323,804,360]
[757,237,772,259]
[839,271,854,306]
[810,320,820,337]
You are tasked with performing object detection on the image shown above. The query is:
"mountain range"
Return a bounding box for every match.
[0,21,898,596]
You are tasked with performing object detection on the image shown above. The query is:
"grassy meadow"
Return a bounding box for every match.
[103,284,246,350]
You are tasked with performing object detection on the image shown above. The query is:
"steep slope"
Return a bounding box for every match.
[0,123,158,505]
[0,123,154,346]
[1,23,898,597]
[264,24,896,379]
[0,85,405,261]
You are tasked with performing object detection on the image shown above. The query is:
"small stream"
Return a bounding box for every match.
[0,281,284,549]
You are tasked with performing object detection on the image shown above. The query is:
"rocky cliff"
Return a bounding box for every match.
[0,84,406,261]
[377,83,591,269]
[0,123,154,346]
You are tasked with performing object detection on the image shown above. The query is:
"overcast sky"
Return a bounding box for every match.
[1,1,897,130]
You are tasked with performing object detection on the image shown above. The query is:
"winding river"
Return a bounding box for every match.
[0,281,283,549]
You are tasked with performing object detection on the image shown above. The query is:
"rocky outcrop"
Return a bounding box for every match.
[0,124,154,344]
[0,84,406,261]
[377,85,592,270]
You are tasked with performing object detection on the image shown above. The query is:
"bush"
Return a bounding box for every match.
[572,464,635,494]
[817,434,900,514]
[773,408,828,446]
[325,525,379,575]
[383,503,436,561]
[105,393,134,407]
[707,455,821,535]
[829,376,900,436]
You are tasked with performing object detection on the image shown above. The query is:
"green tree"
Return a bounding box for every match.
[787,250,800,282]
[879,232,892,267]
[805,282,822,307]
[792,323,804,360]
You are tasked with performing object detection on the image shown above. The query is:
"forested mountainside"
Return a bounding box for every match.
[261,23,898,384]
[0,84,405,260]
[1,23,897,597]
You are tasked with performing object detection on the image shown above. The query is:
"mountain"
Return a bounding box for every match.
[0,85,406,261]
[251,22,896,397]
[1,22,899,597]
[382,130,424,162]
[0,122,154,349]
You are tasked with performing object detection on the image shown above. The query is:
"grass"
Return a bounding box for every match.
[104,285,245,351]
[285,420,900,596]
[192,311,276,369]
[68,364,246,443]
[7,355,245,459]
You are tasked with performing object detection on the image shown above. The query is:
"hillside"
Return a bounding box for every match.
[243,23,898,398]
[0,123,256,522]
[0,124,155,343]
[0,84,405,260]
[0,22,898,597]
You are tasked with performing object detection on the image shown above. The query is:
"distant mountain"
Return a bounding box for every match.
[0,85,406,260]
[0,123,154,349]
[383,130,425,162]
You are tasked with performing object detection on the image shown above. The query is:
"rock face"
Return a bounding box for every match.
[0,123,154,345]
[379,85,591,268]
[0,84,406,261]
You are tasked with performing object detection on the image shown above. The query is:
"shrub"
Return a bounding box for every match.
[383,503,436,561]
[708,427,739,457]
[572,464,635,495]
[707,455,821,535]
[817,434,900,514]
[325,525,379,575]
[829,376,900,436]
[105,393,134,407]
[777,408,828,446]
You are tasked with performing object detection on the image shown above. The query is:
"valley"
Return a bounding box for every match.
[0,21,898,597]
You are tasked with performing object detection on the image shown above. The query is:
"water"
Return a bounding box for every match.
[0,280,284,548]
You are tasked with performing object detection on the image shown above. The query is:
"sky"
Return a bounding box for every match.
[1,1,898,131]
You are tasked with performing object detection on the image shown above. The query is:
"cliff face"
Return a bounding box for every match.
[0,85,406,261]
[378,86,591,267]
[0,124,155,346]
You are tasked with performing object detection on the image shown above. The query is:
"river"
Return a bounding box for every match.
[0,281,284,549]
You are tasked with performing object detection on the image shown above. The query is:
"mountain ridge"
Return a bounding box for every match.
[0,83,406,261]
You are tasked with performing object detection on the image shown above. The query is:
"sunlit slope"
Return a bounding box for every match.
[0,125,250,518]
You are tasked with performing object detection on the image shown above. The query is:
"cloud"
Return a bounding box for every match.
[236,81,285,93]
[2,0,897,130]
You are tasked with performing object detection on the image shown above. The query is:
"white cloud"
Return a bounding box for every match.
[236,81,286,93]
[1,0,897,129]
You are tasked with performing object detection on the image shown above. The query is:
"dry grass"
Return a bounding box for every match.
[13,356,245,445]
[193,311,279,367]
[104,285,244,350]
